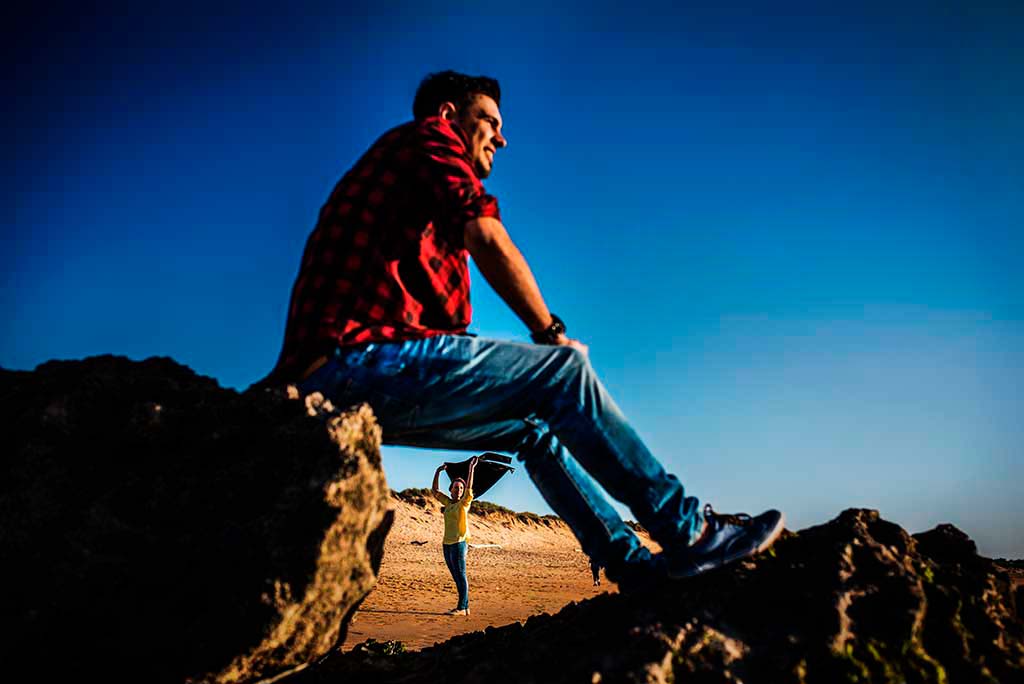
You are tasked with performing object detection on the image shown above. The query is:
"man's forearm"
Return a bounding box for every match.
[465,217,553,334]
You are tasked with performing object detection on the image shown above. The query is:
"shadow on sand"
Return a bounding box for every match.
[358,608,454,617]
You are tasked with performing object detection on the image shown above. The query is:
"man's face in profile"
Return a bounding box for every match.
[455,94,507,179]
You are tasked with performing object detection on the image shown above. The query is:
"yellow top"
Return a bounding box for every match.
[434,490,474,544]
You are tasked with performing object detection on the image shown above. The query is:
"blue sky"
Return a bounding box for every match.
[5,2,1022,557]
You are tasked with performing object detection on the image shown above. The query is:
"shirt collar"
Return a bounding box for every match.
[422,115,476,173]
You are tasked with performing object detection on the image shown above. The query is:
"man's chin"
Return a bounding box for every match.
[475,162,492,179]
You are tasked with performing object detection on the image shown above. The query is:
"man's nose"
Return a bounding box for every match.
[493,131,507,148]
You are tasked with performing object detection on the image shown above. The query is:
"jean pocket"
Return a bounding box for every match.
[340,366,420,432]
[351,343,411,377]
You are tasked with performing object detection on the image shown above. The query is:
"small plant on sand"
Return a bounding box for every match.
[354,638,406,657]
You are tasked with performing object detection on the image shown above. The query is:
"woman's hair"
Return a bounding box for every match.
[450,477,467,488]
[413,70,501,121]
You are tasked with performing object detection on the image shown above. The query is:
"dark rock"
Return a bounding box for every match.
[913,522,978,563]
[289,508,1024,684]
[2,355,393,683]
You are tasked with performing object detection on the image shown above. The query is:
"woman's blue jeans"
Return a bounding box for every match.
[443,541,469,610]
[299,335,703,580]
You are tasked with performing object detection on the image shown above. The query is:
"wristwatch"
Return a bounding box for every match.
[531,314,566,345]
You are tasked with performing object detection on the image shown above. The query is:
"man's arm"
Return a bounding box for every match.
[465,217,586,350]
[431,464,450,503]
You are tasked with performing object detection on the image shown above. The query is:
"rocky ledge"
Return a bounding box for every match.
[2,355,394,683]
[288,511,1022,684]
[3,355,1021,684]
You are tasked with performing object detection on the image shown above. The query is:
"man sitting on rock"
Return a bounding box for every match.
[261,70,785,586]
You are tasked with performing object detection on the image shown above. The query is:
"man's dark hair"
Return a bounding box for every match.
[413,71,501,121]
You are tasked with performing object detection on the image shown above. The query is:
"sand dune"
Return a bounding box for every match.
[341,491,659,652]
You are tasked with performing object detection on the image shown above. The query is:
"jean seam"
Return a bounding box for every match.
[553,383,695,547]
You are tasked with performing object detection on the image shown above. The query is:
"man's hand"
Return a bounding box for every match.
[554,333,589,355]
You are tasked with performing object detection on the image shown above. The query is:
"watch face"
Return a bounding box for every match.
[531,314,565,344]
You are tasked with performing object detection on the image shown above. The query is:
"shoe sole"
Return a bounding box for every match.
[754,511,785,554]
[668,510,786,580]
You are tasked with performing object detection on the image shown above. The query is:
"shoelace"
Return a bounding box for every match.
[705,503,752,527]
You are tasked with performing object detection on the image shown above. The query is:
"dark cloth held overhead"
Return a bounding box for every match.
[444,452,514,498]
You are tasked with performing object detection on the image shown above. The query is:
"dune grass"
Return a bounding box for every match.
[393,488,561,524]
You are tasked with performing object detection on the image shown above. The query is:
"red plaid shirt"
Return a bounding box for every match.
[265,116,501,383]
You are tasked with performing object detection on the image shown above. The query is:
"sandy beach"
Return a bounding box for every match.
[341,491,659,652]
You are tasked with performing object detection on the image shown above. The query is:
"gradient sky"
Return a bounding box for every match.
[5,2,1022,557]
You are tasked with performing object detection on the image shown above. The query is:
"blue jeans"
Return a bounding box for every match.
[299,335,703,580]
[443,541,469,610]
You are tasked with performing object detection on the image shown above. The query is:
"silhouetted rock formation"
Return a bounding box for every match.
[2,355,394,683]
[6,355,1022,683]
[288,509,1024,684]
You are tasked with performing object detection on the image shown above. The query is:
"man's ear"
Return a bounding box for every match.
[438,101,458,121]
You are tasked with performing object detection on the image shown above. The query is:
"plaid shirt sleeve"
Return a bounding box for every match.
[416,117,501,245]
